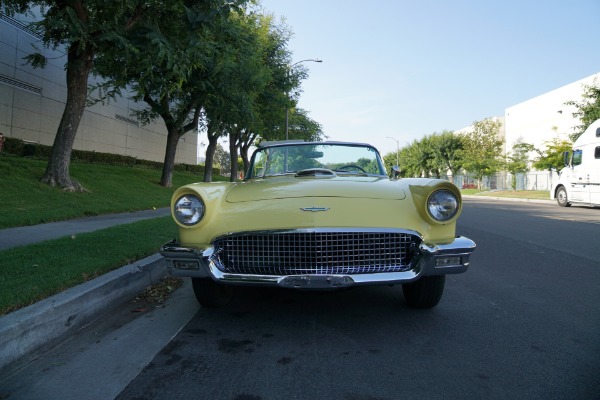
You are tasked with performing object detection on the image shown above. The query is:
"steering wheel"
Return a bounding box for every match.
[336,164,367,173]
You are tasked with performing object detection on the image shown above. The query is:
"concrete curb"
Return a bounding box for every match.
[0,253,166,377]
[462,195,555,205]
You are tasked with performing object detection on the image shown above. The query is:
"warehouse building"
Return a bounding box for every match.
[504,72,600,154]
[0,11,198,165]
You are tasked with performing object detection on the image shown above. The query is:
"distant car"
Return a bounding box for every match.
[161,141,475,309]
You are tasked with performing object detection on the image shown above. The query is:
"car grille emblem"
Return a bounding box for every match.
[300,207,330,212]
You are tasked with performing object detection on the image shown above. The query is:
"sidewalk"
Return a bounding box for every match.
[0,208,172,377]
[0,208,171,251]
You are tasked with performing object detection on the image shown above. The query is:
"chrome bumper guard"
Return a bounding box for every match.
[160,236,476,289]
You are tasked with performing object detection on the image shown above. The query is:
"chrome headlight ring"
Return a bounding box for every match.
[427,189,459,222]
[174,194,205,226]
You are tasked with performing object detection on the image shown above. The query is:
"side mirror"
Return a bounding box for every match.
[391,166,401,179]
[563,151,570,167]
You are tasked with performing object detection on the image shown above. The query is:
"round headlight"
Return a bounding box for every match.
[174,194,205,226]
[427,190,459,222]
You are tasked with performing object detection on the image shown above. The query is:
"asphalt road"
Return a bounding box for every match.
[116,199,600,400]
[2,199,600,400]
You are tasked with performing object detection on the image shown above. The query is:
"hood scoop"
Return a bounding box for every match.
[295,168,337,178]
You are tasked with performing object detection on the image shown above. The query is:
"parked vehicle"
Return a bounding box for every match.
[161,141,475,309]
[552,119,600,207]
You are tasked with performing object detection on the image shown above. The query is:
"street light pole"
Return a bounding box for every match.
[285,58,322,141]
[387,137,399,166]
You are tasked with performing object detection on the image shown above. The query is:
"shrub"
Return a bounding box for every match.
[0,137,220,175]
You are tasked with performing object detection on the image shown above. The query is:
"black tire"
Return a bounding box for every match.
[191,278,233,308]
[402,275,445,309]
[556,186,571,207]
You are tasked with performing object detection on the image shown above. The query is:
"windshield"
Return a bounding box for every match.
[248,143,386,178]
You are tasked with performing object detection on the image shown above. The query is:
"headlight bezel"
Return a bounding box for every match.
[426,189,459,222]
[174,194,205,226]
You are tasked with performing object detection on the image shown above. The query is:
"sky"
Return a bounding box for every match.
[255,0,600,156]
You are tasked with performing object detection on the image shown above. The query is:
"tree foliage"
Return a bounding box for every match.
[285,108,324,142]
[505,141,535,190]
[204,11,323,181]
[461,118,504,187]
[201,11,290,182]
[532,137,572,173]
[213,143,230,173]
[92,1,247,187]
[429,131,464,176]
[382,131,464,178]
[565,79,600,141]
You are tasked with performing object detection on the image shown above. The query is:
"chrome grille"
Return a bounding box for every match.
[213,231,419,275]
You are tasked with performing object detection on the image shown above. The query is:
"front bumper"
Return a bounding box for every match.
[160,235,475,289]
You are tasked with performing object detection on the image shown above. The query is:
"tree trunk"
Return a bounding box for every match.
[240,144,250,175]
[41,42,93,192]
[240,132,257,175]
[161,126,181,187]
[229,131,239,182]
[203,129,219,182]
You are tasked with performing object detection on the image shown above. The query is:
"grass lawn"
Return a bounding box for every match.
[0,156,229,315]
[0,156,227,229]
[0,217,177,316]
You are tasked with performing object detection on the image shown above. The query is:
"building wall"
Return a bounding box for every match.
[504,72,600,154]
[0,12,198,165]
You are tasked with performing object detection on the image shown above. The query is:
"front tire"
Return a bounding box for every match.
[191,278,233,308]
[402,275,445,309]
[556,186,571,207]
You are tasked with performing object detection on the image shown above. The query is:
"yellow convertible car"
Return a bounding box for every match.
[161,141,475,309]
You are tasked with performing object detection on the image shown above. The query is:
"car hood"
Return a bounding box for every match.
[226,176,406,203]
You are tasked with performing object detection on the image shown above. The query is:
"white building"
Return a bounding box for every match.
[453,72,600,191]
[0,11,198,165]
[504,72,600,155]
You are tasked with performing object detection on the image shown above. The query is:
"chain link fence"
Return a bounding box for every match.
[440,171,558,191]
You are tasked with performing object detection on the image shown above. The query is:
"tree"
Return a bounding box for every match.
[565,79,600,141]
[213,143,230,174]
[202,11,325,181]
[505,141,535,190]
[382,131,464,179]
[398,139,431,178]
[2,1,154,191]
[429,131,464,177]
[422,134,447,178]
[532,137,572,173]
[202,11,289,182]
[461,118,505,189]
[93,1,245,187]
[284,108,323,141]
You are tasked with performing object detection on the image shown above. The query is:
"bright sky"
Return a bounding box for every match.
[258,0,600,156]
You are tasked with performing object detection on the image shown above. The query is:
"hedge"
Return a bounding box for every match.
[0,137,219,176]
